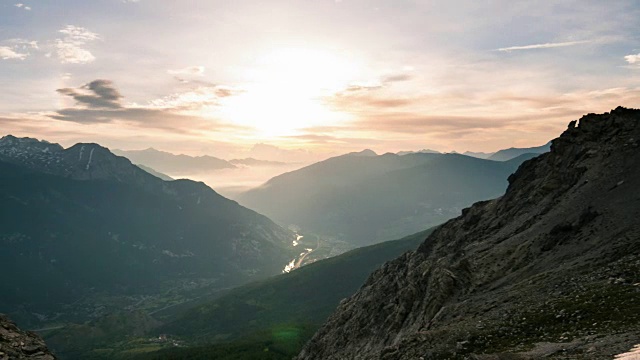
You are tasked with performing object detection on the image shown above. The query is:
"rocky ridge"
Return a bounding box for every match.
[0,314,55,360]
[0,135,170,190]
[296,107,640,359]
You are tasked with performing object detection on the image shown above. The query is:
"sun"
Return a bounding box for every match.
[217,47,360,137]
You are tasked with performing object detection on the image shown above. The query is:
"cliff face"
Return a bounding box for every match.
[0,314,55,360]
[296,107,640,359]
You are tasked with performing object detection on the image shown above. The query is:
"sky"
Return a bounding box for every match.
[1,0,639,160]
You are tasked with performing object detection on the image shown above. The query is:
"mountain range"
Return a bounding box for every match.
[397,144,551,161]
[487,141,551,161]
[112,148,236,174]
[237,149,541,246]
[296,107,640,359]
[0,136,296,328]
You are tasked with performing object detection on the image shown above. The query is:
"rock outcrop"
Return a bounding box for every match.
[296,107,640,359]
[0,314,55,359]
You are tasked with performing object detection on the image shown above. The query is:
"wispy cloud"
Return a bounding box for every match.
[146,86,241,110]
[0,46,27,60]
[6,38,38,50]
[318,82,640,153]
[168,66,205,76]
[55,25,100,64]
[14,3,31,10]
[59,26,99,42]
[497,40,591,52]
[381,73,414,83]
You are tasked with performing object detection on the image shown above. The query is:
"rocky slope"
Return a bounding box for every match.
[0,314,55,359]
[296,107,640,359]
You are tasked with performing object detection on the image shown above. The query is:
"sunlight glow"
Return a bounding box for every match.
[217,48,359,136]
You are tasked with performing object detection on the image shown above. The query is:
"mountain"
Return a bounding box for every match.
[229,158,288,167]
[397,149,441,156]
[247,143,321,164]
[348,149,377,157]
[296,107,640,359]
[462,150,493,159]
[112,148,235,174]
[135,164,174,181]
[237,150,538,246]
[488,141,551,161]
[0,136,296,328]
[0,314,56,359]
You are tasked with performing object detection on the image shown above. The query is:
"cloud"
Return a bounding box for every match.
[14,3,31,10]
[1,26,97,64]
[283,133,386,146]
[0,46,27,60]
[59,26,100,41]
[57,80,123,109]
[55,41,96,64]
[497,40,591,52]
[319,82,640,153]
[146,86,242,110]
[343,82,383,92]
[625,53,640,65]
[55,25,100,64]
[381,73,414,83]
[51,79,245,135]
[329,91,415,109]
[327,78,417,110]
[341,72,414,93]
[6,38,38,50]
[168,66,205,76]
[49,107,197,129]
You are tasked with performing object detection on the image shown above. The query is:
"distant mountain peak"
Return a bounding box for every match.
[0,135,164,188]
[0,134,64,151]
[462,150,494,159]
[350,149,377,157]
[488,140,551,161]
[397,149,440,156]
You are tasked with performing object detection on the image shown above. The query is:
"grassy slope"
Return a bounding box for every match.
[164,228,433,340]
